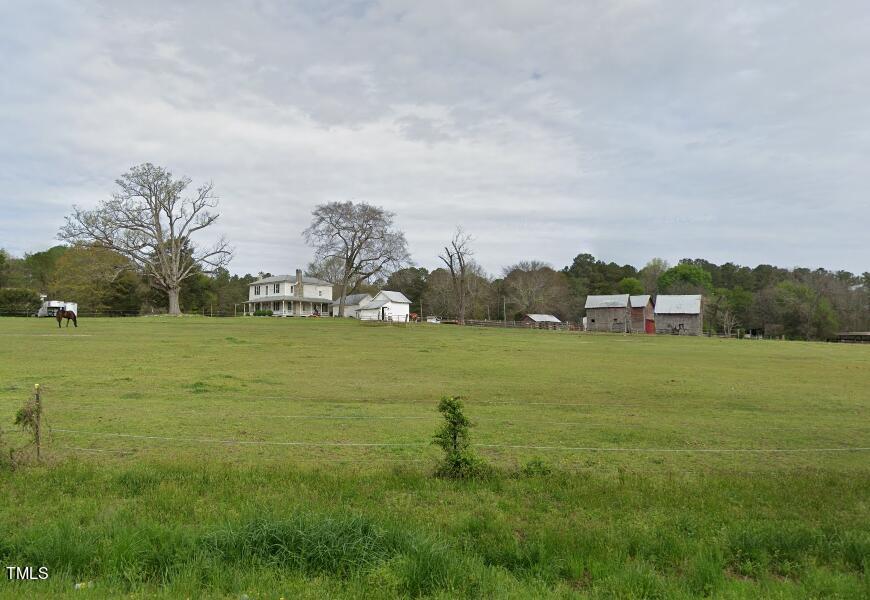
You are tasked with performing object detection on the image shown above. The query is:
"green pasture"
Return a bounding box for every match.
[0,317,868,598]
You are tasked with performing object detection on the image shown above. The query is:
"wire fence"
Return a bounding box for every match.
[47,428,870,454]
[0,309,240,318]
[463,319,584,331]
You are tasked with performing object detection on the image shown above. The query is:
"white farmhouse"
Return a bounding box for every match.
[330,293,373,318]
[244,270,333,317]
[356,291,412,322]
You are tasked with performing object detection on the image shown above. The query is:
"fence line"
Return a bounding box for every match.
[463,319,583,331]
[50,428,870,454]
[52,428,429,447]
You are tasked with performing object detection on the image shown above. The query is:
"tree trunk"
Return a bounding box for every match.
[168,287,181,315]
[339,281,348,317]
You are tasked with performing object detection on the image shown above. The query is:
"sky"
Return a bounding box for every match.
[1,0,869,276]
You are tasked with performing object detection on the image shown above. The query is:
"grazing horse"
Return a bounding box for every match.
[56,308,77,328]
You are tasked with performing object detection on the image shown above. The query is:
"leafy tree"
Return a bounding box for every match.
[386,267,429,309]
[0,249,10,288]
[22,246,68,291]
[617,277,644,295]
[775,281,839,340]
[49,245,137,313]
[0,288,41,314]
[563,253,638,318]
[657,264,713,294]
[638,258,668,293]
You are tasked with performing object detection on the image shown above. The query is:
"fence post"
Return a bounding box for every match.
[34,383,41,461]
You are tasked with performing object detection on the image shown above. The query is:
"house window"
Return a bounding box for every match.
[318,290,323,297]
[290,285,295,294]
[254,285,261,295]
[273,302,280,311]
[274,283,280,294]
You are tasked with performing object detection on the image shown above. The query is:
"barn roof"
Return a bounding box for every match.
[524,314,562,323]
[629,295,651,307]
[654,295,702,314]
[331,293,371,306]
[357,290,412,310]
[585,294,629,309]
[251,274,333,286]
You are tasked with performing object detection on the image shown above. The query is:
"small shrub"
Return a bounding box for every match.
[253,309,273,316]
[520,457,552,477]
[432,396,489,479]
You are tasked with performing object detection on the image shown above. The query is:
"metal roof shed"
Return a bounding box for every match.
[585,294,630,309]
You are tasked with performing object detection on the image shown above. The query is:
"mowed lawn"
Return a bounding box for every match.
[0,317,868,598]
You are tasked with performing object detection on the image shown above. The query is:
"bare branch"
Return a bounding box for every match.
[57,163,233,314]
[303,201,410,316]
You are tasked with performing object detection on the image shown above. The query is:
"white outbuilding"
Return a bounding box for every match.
[356,291,412,322]
[331,293,373,318]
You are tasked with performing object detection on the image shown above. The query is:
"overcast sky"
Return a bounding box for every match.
[2,0,869,276]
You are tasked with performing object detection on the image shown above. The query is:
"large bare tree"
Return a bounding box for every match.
[439,227,474,324]
[58,163,231,315]
[503,260,570,319]
[303,201,409,316]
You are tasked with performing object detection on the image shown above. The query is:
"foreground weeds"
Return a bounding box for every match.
[0,461,868,598]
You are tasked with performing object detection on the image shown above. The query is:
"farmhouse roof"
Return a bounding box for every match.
[251,274,333,286]
[331,293,372,306]
[585,294,629,309]
[629,295,651,307]
[358,290,412,310]
[524,314,562,323]
[654,295,702,314]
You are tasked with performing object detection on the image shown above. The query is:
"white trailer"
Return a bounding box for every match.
[37,300,78,317]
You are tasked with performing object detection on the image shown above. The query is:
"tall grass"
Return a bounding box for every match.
[1,461,868,598]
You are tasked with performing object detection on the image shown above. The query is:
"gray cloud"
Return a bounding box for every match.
[1,0,868,276]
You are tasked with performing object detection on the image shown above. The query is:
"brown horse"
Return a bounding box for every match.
[56,308,77,328]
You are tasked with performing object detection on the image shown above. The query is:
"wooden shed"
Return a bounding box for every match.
[654,295,703,335]
[629,295,655,334]
[584,295,630,332]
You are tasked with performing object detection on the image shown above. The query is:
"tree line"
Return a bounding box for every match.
[1,162,867,339]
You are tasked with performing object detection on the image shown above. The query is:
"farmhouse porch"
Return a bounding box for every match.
[243,298,330,316]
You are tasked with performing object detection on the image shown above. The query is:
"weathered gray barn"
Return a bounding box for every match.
[654,295,703,335]
[629,295,655,334]
[585,295,630,332]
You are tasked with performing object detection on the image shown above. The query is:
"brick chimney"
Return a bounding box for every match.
[295,269,303,297]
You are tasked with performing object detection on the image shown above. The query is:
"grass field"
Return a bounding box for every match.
[0,317,868,598]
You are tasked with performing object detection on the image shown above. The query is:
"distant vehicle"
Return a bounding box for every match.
[426,316,441,324]
[37,300,78,318]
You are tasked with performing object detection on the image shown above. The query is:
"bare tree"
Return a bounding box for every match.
[303,201,409,316]
[719,308,739,336]
[306,256,346,287]
[58,163,231,315]
[503,261,570,319]
[439,227,474,324]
